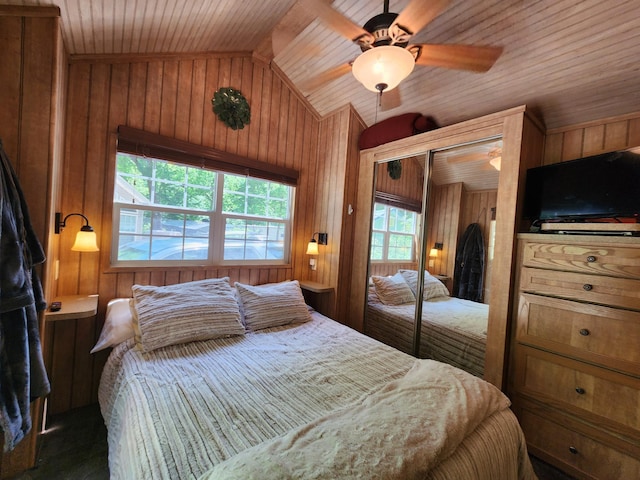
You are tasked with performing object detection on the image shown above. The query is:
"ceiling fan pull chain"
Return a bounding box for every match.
[375,83,388,123]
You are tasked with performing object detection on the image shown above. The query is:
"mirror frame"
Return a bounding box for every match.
[349,105,545,390]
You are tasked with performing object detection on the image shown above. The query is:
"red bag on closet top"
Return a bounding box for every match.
[358,113,438,150]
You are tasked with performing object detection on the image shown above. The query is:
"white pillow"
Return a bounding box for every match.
[131,277,244,352]
[371,273,415,305]
[399,269,450,300]
[235,280,312,331]
[90,298,135,353]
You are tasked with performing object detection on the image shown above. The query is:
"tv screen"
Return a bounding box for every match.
[524,150,640,222]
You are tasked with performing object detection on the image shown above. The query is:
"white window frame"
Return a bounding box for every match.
[370,202,419,263]
[111,153,294,267]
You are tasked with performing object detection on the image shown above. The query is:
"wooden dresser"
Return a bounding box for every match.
[510,233,640,479]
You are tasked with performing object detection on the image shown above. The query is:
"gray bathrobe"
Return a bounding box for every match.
[0,140,50,452]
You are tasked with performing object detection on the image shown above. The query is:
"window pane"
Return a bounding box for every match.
[388,234,414,260]
[154,182,185,207]
[389,207,416,234]
[223,175,290,219]
[224,218,285,260]
[118,234,151,260]
[115,208,210,261]
[372,203,387,231]
[115,154,152,204]
[370,231,385,260]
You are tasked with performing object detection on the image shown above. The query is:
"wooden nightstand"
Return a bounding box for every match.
[298,281,334,317]
[44,294,98,321]
[43,294,99,416]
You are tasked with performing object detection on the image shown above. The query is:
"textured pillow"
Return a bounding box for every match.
[399,269,450,300]
[90,298,135,353]
[235,280,312,331]
[131,277,244,352]
[371,273,415,305]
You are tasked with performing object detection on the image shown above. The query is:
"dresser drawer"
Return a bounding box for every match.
[522,241,640,279]
[519,406,640,480]
[516,293,640,375]
[520,267,640,310]
[513,346,640,437]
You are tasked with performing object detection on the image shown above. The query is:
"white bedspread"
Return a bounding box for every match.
[99,312,535,480]
[200,359,510,479]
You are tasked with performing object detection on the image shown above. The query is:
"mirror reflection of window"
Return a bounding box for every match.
[370,203,418,262]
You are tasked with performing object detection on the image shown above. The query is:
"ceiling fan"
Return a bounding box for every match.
[296,0,503,97]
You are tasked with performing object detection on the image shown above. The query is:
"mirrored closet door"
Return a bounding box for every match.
[350,106,545,389]
[365,139,501,379]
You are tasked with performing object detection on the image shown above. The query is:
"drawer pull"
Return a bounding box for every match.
[575,387,586,395]
[579,328,590,336]
[569,446,579,455]
[586,255,596,263]
[582,284,593,291]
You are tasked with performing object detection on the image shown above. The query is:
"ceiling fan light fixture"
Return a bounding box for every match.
[352,45,415,93]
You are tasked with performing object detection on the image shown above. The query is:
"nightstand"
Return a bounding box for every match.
[298,280,334,317]
[43,294,99,416]
[44,294,98,321]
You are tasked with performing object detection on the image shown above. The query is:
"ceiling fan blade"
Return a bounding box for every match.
[392,0,451,35]
[298,63,352,93]
[380,87,402,111]
[415,44,503,72]
[299,0,372,42]
[253,0,317,62]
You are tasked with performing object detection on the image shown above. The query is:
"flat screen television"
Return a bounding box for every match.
[523,149,640,223]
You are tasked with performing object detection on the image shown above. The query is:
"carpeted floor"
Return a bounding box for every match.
[10,403,576,480]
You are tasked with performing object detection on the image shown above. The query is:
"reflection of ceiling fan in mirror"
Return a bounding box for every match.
[296,0,503,101]
[442,140,503,172]
[432,141,503,192]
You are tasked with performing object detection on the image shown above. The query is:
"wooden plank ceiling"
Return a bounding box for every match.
[6,0,640,130]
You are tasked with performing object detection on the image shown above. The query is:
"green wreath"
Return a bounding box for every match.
[387,160,402,180]
[211,87,251,130]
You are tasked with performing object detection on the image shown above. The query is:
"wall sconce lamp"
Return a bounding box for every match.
[55,212,99,252]
[428,242,443,269]
[306,232,328,270]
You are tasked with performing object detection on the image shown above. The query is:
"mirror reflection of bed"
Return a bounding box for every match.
[365,138,502,378]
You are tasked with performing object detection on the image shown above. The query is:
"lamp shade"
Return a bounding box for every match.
[306,240,319,256]
[352,45,415,93]
[71,230,99,252]
[429,248,439,258]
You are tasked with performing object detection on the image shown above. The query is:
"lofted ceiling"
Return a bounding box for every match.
[4,0,640,130]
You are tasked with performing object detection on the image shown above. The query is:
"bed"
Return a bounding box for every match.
[94,277,535,480]
[365,269,488,377]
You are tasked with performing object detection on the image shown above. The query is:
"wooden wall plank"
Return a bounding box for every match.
[0,16,22,161]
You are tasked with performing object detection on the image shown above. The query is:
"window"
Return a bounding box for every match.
[111,152,294,266]
[370,202,418,262]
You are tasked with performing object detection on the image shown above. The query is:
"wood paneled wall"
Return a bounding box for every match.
[427,183,463,278]
[420,182,497,300]
[0,6,66,477]
[313,105,365,321]
[460,189,497,302]
[49,54,323,414]
[544,112,640,164]
[375,156,425,203]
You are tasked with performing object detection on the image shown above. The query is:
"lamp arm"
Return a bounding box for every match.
[55,212,93,234]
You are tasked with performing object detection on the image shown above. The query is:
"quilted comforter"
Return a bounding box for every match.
[99,312,535,480]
